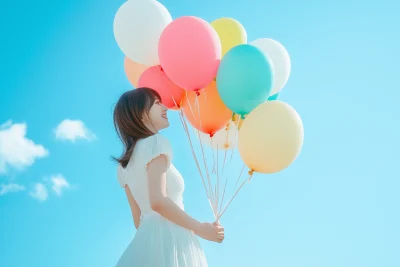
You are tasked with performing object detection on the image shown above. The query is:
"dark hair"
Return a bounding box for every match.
[112,87,161,168]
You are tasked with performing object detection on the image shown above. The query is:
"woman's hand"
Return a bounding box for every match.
[195,222,225,243]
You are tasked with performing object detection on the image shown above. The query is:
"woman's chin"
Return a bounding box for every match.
[159,120,170,130]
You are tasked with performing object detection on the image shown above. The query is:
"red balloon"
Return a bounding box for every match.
[138,66,185,109]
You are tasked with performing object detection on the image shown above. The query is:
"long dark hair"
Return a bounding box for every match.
[112,87,161,168]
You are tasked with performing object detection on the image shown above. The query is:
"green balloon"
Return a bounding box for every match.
[268,92,280,101]
[216,44,273,115]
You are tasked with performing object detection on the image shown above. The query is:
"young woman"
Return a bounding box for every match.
[113,87,224,267]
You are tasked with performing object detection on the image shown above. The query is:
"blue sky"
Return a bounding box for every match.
[1,0,400,266]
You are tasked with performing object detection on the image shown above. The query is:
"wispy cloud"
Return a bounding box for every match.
[54,119,96,142]
[29,183,48,202]
[50,174,70,196]
[0,183,26,196]
[0,120,49,174]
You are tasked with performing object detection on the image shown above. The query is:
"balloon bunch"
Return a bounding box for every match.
[114,0,304,220]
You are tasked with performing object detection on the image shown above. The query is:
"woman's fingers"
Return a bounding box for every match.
[212,223,225,243]
[217,232,224,241]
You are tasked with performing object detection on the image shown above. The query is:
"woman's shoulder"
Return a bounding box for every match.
[137,133,171,148]
[135,133,173,167]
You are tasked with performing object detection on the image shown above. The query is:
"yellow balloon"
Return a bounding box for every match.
[238,101,304,174]
[232,114,245,129]
[211,18,247,57]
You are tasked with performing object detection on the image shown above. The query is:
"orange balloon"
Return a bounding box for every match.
[182,81,232,135]
[124,57,148,87]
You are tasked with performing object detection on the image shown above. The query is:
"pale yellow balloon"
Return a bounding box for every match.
[238,101,304,174]
[211,18,247,57]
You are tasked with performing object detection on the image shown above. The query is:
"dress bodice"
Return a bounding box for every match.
[117,134,185,214]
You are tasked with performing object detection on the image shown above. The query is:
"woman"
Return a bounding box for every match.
[113,87,224,267]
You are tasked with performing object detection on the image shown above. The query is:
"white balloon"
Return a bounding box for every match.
[113,0,172,66]
[199,122,238,150]
[251,38,291,95]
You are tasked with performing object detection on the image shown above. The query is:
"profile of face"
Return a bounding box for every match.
[143,98,170,133]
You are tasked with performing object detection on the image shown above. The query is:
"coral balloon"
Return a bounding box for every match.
[124,57,148,87]
[113,0,172,65]
[182,81,232,135]
[199,121,238,150]
[158,16,221,91]
[138,66,185,109]
[211,17,247,57]
[238,101,304,174]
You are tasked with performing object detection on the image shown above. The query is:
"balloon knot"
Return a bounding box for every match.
[209,133,214,138]
[248,169,254,176]
[241,114,246,119]
[176,104,180,108]
[196,91,200,96]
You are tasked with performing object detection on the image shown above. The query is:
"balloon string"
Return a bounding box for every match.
[218,138,229,213]
[195,94,204,132]
[177,109,216,219]
[181,109,217,215]
[177,111,208,199]
[229,123,239,165]
[193,94,216,210]
[211,137,216,174]
[219,173,229,215]
[196,127,216,215]
[221,138,228,177]
[180,91,218,216]
[170,92,218,218]
[184,90,199,127]
[217,172,253,220]
[179,92,210,197]
[216,122,235,213]
[216,146,220,215]
[234,164,246,190]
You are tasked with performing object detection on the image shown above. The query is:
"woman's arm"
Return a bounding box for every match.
[147,155,201,233]
[147,155,225,242]
[124,185,141,229]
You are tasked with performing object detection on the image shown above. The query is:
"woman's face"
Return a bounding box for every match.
[143,98,169,132]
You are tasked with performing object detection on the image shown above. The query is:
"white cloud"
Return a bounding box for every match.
[0,120,49,174]
[29,183,48,201]
[0,183,26,196]
[50,174,70,196]
[54,119,96,142]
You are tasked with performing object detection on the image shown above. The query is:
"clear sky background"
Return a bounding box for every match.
[1,0,400,266]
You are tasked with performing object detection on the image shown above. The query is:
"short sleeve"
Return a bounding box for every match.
[117,164,126,188]
[140,134,173,169]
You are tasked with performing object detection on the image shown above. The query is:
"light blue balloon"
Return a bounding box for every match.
[216,44,274,115]
[267,92,280,101]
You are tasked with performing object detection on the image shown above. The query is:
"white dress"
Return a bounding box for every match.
[115,133,208,267]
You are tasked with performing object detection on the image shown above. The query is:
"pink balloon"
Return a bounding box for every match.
[138,66,185,109]
[158,16,222,91]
